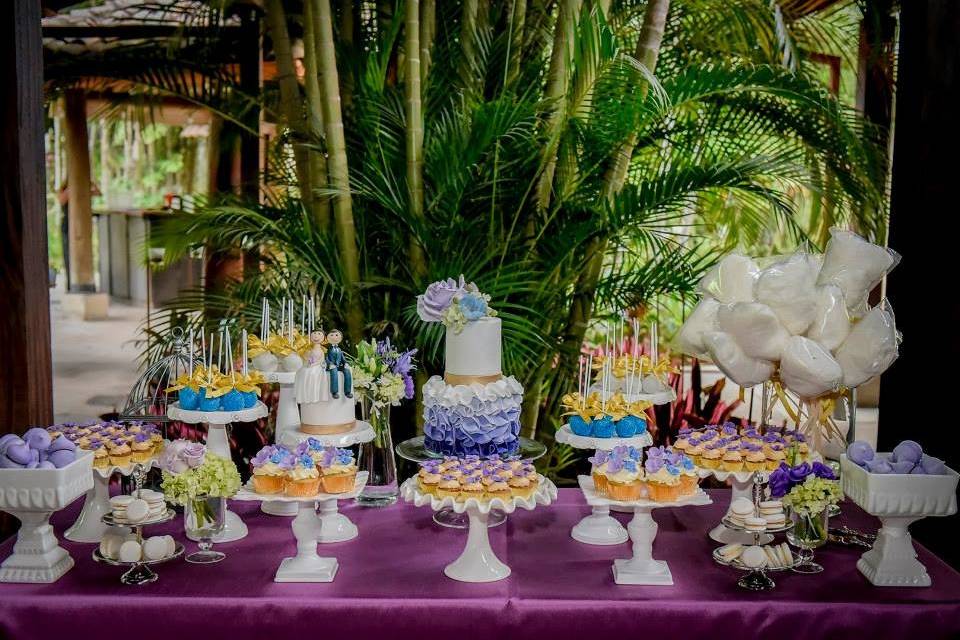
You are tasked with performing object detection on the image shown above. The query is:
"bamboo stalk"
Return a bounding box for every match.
[505,0,527,88]
[406,0,427,282]
[314,0,364,342]
[304,0,331,229]
[420,0,436,86]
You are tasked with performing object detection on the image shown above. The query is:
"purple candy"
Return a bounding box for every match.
[920,454,948,476]
[891,440,923,465]
[0,455,23,469]
[889,460,915,474]
[846,440,875,467]
[47,449,75,468]
[6,442,32,465]
[38,460,56,470]
[0,434,20,453]
[864,457,893,474]
[48,435,76,453]
[23,427,51,451]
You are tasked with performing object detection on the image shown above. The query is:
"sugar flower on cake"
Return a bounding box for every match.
[416,275,497,333]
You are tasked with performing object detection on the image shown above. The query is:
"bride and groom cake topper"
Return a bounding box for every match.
[306,329,353,399]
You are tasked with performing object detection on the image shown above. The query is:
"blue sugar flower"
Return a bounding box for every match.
[459,293,489,321]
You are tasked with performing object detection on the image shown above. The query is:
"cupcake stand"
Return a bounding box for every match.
[400,476,557,582]
[279,421,375,542]
[92,506,183,585]
[0,452,93,583]
[578,474,710,584]
[396,436,547,529]
[555,425,652,545]
[259,370,301,516]
[233,471,368,582]
[65,457,163,543]
[167,401,269,542]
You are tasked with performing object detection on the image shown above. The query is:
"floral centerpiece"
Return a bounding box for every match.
[769,457,841,573]
[416,275,496,333]
[159,440,241,533]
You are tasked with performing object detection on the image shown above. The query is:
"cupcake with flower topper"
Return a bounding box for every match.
[316,445,357,494]
[644,448,683,502]
[285,452,321,497]
[250,444,295,495]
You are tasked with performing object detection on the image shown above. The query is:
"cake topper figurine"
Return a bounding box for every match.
[307,330,326,366]
[325,329,353,398]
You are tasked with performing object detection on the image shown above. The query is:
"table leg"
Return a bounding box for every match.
[613,506,673,585]
[66,472,129,543]
[316,499,358,543]
[857,515,930,587]
[186,423,248,543]
[708,475,772,545]
[275,500,339,582]
[0,510,74,583]
[444,507,511,582]
[571,504,628,545]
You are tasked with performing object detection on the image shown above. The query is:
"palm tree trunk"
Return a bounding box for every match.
[405,0,428,282]
[460,0,479,87]
[314,0,365,342]
[338,0,355,111]
[420,0,436,86]
[304,0,331,230]
[505,0,527,88]
[264,0,315,215]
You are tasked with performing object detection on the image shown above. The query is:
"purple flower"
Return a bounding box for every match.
[417,277,465,322]
[392,349,417,377]
[402,374,415,400]
[811,461,836,480]
[252,445,275,467]
[768,463,792,498]
[182,442,206,468]
[788,462,812,484]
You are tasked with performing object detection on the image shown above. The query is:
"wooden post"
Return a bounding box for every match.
[63,88,95,292]
[0,0,53,430]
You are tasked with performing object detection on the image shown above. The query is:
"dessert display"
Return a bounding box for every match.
[678,422,812,472]
[43,421,163,469]
[414,455,542,503]
[294,327,357,435]
[846,440,949,475]
[417,277,523,457]
[250,441,358,497]
[247,297,314,373]
[0,428,77,469]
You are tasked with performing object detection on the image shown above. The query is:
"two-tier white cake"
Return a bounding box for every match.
[418,278,523,457]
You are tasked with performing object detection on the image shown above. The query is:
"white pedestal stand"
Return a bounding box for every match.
[578,475,711,585]
[280,421,375,541]
[699,469,774,545]
[168,401,268,542]
[234,471,368,582]
[400,476,557,583]
[65,459,160,543]
[841,455,959,587]
[556,425,652,546]
[0,454,93,583]
[260,371,301,517]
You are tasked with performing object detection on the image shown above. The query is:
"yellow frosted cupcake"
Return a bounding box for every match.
[765,446,786,471]
[645,456,682,502]
[251,445,291,495]
[721,449,744,472]
[109,443,132,467]
[131,435,153,463]
[700,445,723,470]
[318,447,358,494]
[743,445,767,472]
[459,476,484,502]
[92,444,110,469]
[485,476,512,501]
[605,459,643,502]
[418,471,442,496]
[285,456,321,497]
[508,474,535,500]
[437,475,461,500]
[685,439,704,466]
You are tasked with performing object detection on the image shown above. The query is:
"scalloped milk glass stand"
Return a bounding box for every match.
[556,424,653,545]
[0,453,93,583]
[65,456,162,543]
[167,401,269,542]
[233,471,368,582]
[578,475,711,585]
[400,476,557,582]
[279,421,375,541]
[841,454,959,587]
[259,370,300,517]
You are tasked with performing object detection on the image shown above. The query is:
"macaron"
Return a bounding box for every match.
[740,545,767,569]
[764,512,786,527]
[99,532,126,560]
[758,500,782,515]
[118,540,142,563]
[143,536,169,561]
[718,543,743,563]
[125,498,150,523]
[744,516,768,532]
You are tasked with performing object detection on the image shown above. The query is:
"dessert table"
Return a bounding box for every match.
[1,489,959,639]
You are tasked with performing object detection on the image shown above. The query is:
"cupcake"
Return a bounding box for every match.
[591,416,616,438]
[721,449,744,472]
[437,474,461,500]
[685,438,704,465]
[508,474,535,500]
[460,476,484,501]
[251,445,292,495]
[131,433,153,463]
[318,446,358,494]
[675,452,699,496]
[92,443,110,468]
[109,442,132,467]
[485,475,512,501]
[604,457,643,502]
[644,455,681,502]
[700,443,723,469]
[589,450,611,496]
[765,444,786,471]
[743,443,767,472]
[285,454,321,497]
[418,469,443,496]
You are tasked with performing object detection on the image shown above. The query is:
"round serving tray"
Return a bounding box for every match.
[101,508,176,528]
[555,424,653,450]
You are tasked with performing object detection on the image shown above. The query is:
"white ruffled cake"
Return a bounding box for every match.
[417,278,523,457]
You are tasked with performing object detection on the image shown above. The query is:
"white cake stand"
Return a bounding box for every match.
[0,453,93,583]
[400,476,557,582]
[65,457,161,543]
[697,468,775,545]
[841,455,959,587]
[233,471,368,582]
[167,401,268,542]
[578,475,711,584]
[556,424,652,545]
[257,370,300,517]
[276,421,375,541]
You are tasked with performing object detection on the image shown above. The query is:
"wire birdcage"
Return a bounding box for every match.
[120,327,200,426]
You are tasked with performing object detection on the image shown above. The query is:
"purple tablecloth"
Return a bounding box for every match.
[1,489,959,639]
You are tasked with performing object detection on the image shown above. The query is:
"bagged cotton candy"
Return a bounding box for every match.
[675,297,720,359]
[754,253,820,334]
[806,285,851,351]
[817,228,899,312]
[779,336,843,398]
[703,331,774,388]
[716,302,789,361]
[835,301,899,388]
[699,254,759,303]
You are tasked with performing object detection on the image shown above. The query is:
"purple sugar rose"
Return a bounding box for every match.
[252,445,276,467]
[417,277,465,322]
[644,456,664,474]
[182,442,206,468]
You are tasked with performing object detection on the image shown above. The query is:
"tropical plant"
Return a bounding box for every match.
[44,0,887,450]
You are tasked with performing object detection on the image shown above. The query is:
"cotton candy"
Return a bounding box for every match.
[675,297,720,359]
[835,303,899,388]
[779,336,843,398]
[703,331,775,388]
[754,253,820,334]
[699,254,759,304]
[806,285,851,351]
[716,302,789,361]
[817,229,898,312]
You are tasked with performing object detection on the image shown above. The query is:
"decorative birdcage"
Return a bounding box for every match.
[120,326,201,426]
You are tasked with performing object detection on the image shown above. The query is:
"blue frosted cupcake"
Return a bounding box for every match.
[179,386,202,410]
[569,415,593,437]
[220,389,245,411]
[591,416,616,438]
[614,416,638,438]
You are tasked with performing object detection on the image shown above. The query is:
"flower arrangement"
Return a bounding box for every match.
[159,440,241,527]
[768,460,841,516]
[416,275,496,333]
[351,338,417,428]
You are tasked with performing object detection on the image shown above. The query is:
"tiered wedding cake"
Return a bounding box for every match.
[417,277,523,457]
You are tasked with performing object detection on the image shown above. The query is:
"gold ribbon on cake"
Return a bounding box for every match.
[443,372,503,386]
[247,335,270,358]
[300,421,356,435]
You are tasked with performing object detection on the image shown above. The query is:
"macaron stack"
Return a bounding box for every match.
[847,439,949,475]
[100,531,176,562]
[110,490,167,524]
[758,500,786,528]
[718,542,794,569]
[0,428,77,469]
[727,497,755,527]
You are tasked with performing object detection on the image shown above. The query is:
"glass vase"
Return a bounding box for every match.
[786,507,829,574]
[356,397,398,507]
[184,495,226,564]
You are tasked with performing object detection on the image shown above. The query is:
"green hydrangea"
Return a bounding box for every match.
[783,476,842,516]
[161,452,241,505]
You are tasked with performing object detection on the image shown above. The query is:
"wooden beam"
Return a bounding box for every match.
[63,88,95,291]
[1,0,54,429]
[42,25,243,39]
